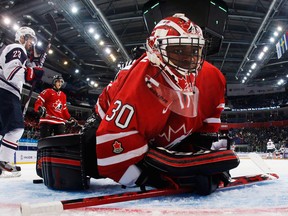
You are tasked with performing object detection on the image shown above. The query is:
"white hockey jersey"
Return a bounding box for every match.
[0,43,28,99]
[267,140,275,150]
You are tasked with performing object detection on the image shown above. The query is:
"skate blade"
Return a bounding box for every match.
[0,170,21,178]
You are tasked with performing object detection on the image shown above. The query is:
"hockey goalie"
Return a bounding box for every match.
[36,13,239,195]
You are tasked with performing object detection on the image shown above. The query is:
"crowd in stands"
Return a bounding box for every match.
[226,91,288,109]
[230,126,288,152]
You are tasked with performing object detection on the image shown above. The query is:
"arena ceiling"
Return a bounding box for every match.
[1,0,288,96]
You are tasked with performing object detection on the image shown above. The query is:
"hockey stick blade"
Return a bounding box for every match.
[45,13,58,36]
[248,153,275,175]
[20,173,279,216]
[40,13,57,65]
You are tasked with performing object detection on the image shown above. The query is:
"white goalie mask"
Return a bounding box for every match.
[145,14,206,117]
[146,13,205,79]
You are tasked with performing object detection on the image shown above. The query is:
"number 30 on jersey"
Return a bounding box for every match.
[105,100,134,129]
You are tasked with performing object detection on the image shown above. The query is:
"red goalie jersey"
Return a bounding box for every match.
[95,55,226,185]
[34,88,71,124]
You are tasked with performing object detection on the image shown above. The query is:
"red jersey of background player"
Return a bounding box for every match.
[95,55,226,185]
[34,88,71,124]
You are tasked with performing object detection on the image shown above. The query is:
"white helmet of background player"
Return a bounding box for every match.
[146,13,205,89]
[15,26,37,45]
[52,75,64,90]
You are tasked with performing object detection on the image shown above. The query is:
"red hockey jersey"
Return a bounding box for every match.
[95,55,226,185]
[34,88,71,124]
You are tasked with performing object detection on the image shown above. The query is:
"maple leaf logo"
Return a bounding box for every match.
[52,99,63,113]
[113,140,124,154]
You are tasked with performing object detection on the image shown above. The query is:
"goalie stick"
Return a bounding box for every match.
[20,172,279,216]
[248,153,275,178]
[22,13,58,117]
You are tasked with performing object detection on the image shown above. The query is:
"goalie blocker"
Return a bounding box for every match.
[36,130,239,193]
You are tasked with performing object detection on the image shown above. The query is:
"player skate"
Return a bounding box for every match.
[0,161,21,177]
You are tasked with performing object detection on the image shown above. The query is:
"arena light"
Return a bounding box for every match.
[37,41,42,47]
[251,63,257,69]
[3,16,11,25]
[94,34,100,40]
[88,27,95,34]
[277,26,283,32]
[110,54,116,62]
[71,6,78,14]
[12,23,19,31]
[273,31,279,37]
[258,52,265,60]
[277,79,284,85]
[48,49,53,54]
[105,47,111,54]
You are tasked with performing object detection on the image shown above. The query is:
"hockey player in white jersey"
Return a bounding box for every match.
[0,26,43,176]
[266,139,275,159]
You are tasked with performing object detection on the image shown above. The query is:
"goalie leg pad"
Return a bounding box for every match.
[37,134,90,190]
[144,148,239,176]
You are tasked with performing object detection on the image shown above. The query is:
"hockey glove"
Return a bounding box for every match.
[38,106,46,117]
[25,67,44,83]
[25,67,34,84]
[29,46,46,67]
[33,67,44,81]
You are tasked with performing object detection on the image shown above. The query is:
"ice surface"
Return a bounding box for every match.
[0,158,287,216]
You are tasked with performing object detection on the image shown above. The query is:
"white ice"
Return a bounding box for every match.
[0,157,287,216]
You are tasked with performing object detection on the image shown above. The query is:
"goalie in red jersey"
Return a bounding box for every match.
[93,13,239,194]
[37,14,239,195]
